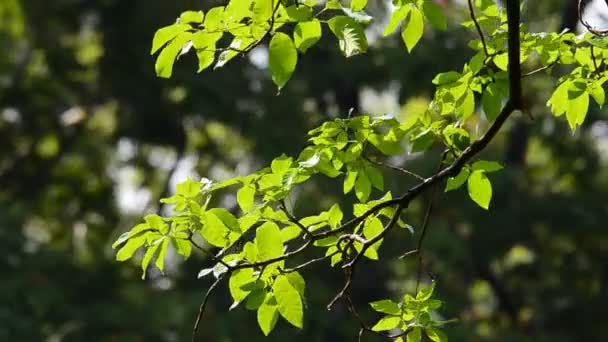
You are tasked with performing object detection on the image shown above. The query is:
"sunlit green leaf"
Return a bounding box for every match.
[328,16,368,57]
[179,10,204,24]
[467,170,492,209]
[269,32,298,90]
[155,237,169,272]
[116,235,146,261]
[426,327,448,342]
[273,275,304,328]
[351,0,367,12]
[408,327,422,342]
[237,184,256,212]
[256,222,284,261]
[257,296,279,336]
[294,19,322,53]
[369,299,401,315]
[355,169,372,202]
[402,6,424,52]
[384,5,410,36]
[371,315,401,331]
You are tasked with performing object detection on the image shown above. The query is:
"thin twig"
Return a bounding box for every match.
[467,0,490,57]
[415,151,447,293]
[364,154,425,181]
[192,274,226,341]
[280,200,314,239]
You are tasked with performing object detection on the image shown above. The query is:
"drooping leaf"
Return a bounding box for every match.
[354,169,372,202]
[467,170,492,209]
[141,242,160,279]
[256,222,284,261]
[237,184,256,212]
[229,268,255,305]
[402,6,424,52]
[344,169,358,194]
[383,5,410,36]
[273,275,304,328]
[151,24,189,55]
[269,32,298,90]
[155,237,169,272]
[116,235,146,261]
[257,296,279,335]
[155,32,192,78]
[408,327,422,342]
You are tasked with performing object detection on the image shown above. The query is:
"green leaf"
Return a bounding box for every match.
[141,242,160,279]
[326,0,342,10]
[256,222,284,261]
[408,327,422,342]
[328,204,343,229]
[472,160,503,173]
[229,268,255,304]
[416,281,435,301]
[176,177,202,197]
[151,24,189,55]
[155,237,169,272]
[116,235,146,261]
[343,169,358,194]
[369,299,401,315]
[467,170,492,209]
[588,80,605,108]
[294,19,322,53]
[269,32,298,90]
[366,165,384,191]
[371,315,401,331]
[402,6,424,52]
[179,10,204,24]
[547,80,570,116]
[482,82,502,121]
[328,16,368,57]
[432,71,461,85]
[566,87,589,131]
[245,289,266,310]
[257,297,279,335]
[351,0,367,12]
[209,208,240,231]
[237,184,256,212]
[355,169,372,202]
[286,271,306,297]
[422,1,447,30]
[155,32,192,78]
[383,5,410,36]
[172,238,192,258]
[426,328,448,342]
[285,5,313,21]
[445,167,470,191]
[273,275,304,328]
[201,212,230,247]
[280,225,302,242]
[493,53,509,71]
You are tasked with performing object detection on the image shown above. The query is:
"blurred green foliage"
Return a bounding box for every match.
[1,0,607,341]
